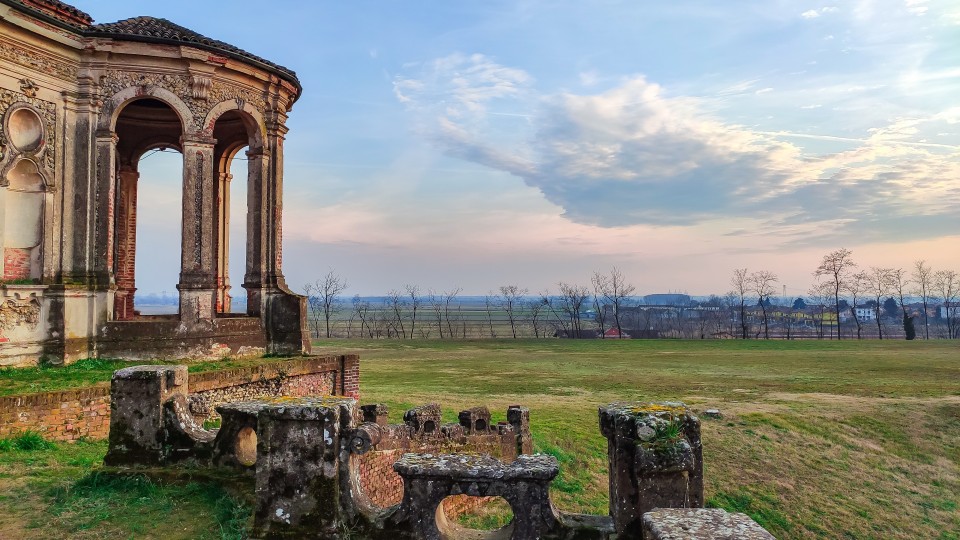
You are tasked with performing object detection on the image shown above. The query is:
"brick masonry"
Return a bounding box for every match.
[0,355,359,442]
[3,247,31,280]
[356,417,522,517]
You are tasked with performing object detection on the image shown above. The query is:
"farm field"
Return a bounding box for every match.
[0,338,957,539]
[312,339,960,539]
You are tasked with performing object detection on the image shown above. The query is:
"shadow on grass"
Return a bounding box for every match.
[49,472,249,540]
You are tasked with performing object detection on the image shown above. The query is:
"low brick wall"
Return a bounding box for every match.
[0,355,359,442]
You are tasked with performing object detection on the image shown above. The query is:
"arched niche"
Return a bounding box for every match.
[1,158,46,280]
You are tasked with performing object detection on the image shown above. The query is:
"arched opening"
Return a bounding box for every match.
[212,109,259,316]
[113,98,184,319]
[437,496,515,539]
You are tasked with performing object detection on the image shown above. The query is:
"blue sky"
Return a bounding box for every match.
[85,1,960,297]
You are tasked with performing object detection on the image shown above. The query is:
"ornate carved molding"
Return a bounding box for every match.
[0,41,78,82]
[0,297,42,332]
[99,70,268,131]
[18,78,39,98]
[0,88,57,178]
[190,75,211,101]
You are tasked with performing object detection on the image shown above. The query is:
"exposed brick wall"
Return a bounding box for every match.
[0,386,111,441]
[357,421,521,514]
[0,355,359,442]
[3,247,31,280]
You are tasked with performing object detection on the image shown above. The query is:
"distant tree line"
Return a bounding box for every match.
[303,251,959,340]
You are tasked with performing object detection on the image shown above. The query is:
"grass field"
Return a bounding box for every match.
[1,339,958,538]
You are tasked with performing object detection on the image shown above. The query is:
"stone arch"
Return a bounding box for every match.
[99,85,194,135]
[203,99,265,150]
[207,101,266,314]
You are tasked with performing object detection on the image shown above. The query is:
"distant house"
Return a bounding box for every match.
[604,327,631,339]
[854,306,876,322]
[940,305,960,318]
[644,293,692,306]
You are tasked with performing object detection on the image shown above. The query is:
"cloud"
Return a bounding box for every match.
[801,6,838,19]
[395,57,960,247]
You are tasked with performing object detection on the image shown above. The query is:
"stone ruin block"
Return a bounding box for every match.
[403,403,442,435]
[252,396,356,538]
[508,404,534,455]
[599,401,703,538]
[104,365,189,466]
[642,508,775,540]
[212,401,264,468]
[391,453,562,540]
[458,406,491,433]
[361,403,389,425]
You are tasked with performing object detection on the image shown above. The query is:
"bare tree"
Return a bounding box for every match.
[814,248,856,340]
[303,283,324,338]
[557,282,590,338]
[539,290,568,337]
[305,270,348,339]
[808,280,833,339]
[934,270,958,338]
[890,268,912,339]
[867,267,892,339]
[846,271,869,340]
[483,294,498,338]
[428,291,445,339]
[911,260,933,339]
[443,288,462,339]
[527,296,547,338]
[498,285,528,338]
[750,270,778,339]
[591,272,610,338]
[730,268,751,339]
[352,295,372,338]
[387,289,407,339]
[405,284,422,339]
[604,267,636,339]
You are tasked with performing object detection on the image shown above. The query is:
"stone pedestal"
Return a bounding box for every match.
[104,365,188,466]
[599,402,703,537]
[252,396,356,539]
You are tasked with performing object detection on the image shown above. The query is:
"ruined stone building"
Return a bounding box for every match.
[0,0,309,365]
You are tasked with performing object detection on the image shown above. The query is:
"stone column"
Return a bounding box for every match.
[599,402,703,538]
[93,129,118,290]
[113,166,139,319]
[215,171,232,313]
[243,146,267,316]
[59,81,99,284]
[253,397,356,538]
[178,135,217,324]
[257,112,309,354]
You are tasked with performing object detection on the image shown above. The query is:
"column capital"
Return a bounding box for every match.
[95,129,118,143]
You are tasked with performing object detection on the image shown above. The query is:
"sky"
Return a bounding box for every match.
[84,1,960,298]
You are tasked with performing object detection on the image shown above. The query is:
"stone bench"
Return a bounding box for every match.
[391,453,560,540]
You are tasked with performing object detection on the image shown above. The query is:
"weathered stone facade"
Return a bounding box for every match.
[0,0,308,366]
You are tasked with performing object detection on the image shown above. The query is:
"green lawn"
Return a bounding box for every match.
[311,339,960,539]
[1,339,958,539]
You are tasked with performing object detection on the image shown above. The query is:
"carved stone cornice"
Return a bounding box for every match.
[0,39,78,81]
